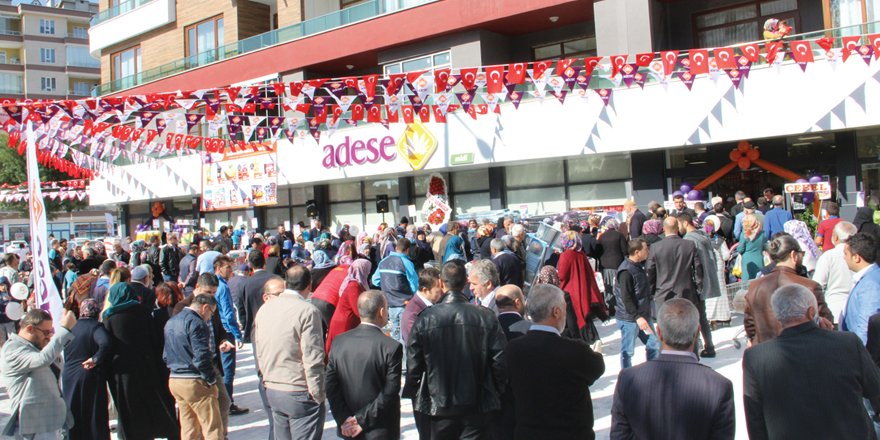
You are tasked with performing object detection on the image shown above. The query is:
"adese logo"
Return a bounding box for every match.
[321,136,396,169]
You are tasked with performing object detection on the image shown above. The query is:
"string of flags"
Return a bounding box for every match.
[0,33,876,180]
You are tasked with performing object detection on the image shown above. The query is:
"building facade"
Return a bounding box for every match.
[86,0,880,236]
[0,0,99,100]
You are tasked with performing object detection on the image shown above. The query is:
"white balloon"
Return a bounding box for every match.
[10,283,28,301]
[5,302,23,321]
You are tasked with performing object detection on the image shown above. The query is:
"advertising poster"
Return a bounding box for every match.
[202,143,278,211]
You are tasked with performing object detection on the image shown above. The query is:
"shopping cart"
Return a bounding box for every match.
[726,279,751,349]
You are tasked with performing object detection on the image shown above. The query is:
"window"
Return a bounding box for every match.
[67,46,99,68]
[185,16,224,66]
[40,48,55,63]
[341,0,367,7]
[383,50,451,76]
[0,72,22,92]
[533,37,597,61]
[693,0,799,47]
[71,26,87,39]
[39,19,55,35]
[111,46,141,82]
[40,77,56,91]
[567,153,631,182]
[0,51,6,64]
[72,82,92,96]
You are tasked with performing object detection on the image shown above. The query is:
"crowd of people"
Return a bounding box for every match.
[0,188,878,439]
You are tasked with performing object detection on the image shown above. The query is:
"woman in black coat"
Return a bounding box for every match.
[62,299,112,440]
[103,283,180,440]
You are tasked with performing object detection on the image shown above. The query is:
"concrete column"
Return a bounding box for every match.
[398,176,414,222]
[488,167,505,210]
[834,131,859,220]
[631,150,666,211]
[594,0,654,56]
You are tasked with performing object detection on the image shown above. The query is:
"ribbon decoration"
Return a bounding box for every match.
[694,141,803,190]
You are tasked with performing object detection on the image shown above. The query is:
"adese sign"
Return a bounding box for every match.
[321,136,397,169]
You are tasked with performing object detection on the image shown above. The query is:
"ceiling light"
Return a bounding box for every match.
[346,64,354,70]
[797,135,824,141]
[549,16,559,22]
[791,142,812,146]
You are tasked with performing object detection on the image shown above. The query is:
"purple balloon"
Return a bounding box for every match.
[687,189,701,200]
[796,178,808,183]
[680,183,692,193]
[809,175,823,184]
[802,192,815,204]
[673,190,684,197]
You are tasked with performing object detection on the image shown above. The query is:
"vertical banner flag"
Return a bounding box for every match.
[26,122,64,328]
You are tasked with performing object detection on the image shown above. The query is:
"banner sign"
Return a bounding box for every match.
[784,181,831,200]
[202,142,278,211]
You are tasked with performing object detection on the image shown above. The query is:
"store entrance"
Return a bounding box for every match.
[707,169,786,205]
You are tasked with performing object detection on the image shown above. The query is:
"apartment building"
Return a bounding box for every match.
[0,0,99,99]
[85,0,880,237]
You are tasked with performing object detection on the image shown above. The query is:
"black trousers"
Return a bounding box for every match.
[696,299,715,350]
[430,413,490,440]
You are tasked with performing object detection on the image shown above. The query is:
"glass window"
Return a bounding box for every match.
[39,19,54,35]
[185,15,224,66]
[533,37,597,61]
[329,181,361,201]
[204,212,230,230]
[364,178,399,199]
[291,186,314,205]
[414,173,449,196]
[330,202,364,233]
[693,1,799,48]
[275,187,290,205]
[451,169,489,192]
[66,46,99,68]
[695,4,757,28]
[266,207,290,230]
[862,163,880,199]
[383,50,451,76]
[668,147,710,168]
[71,26,88,39]
[857,128,880,159]
[0,73,22,93]
[507,187,567,215]
[366,199,398,231]
[506,161,564,187]
[40,48,55,63]
[402,55,432,72]
[567,154,631,182]
[40,77,56,91]
[569,181,632,208]
[111,46,141,82]
[453,192,491,216]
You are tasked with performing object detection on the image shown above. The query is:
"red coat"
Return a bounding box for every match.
[557,249,605,329]
[310,265,349,308]
[325,280,363,355]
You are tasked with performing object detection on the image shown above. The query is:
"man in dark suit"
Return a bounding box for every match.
[670,194,697,218]
[624,200,647,239]
[238,250,273,343]
[744,284,880,439]
[496,285,530,341]
[610,298,735,439]
[505,284,605,439]
[491,239,524,288]
[401,267,444,346]
[327,290,402,439]
[646,217,703,310]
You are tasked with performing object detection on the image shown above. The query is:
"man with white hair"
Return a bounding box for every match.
[505,284,605,438]
[812,221,858,323]
[490,239,524,288]
[611,298,734,439]
[468,260,500,314]
[743,284,880,440]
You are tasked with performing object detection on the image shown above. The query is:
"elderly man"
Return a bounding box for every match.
[491,239,524,288]
[496,285,530,341]
[624,200,647,239]
[812,221,858,323]
[327,290,402,439]
[0,253,20,284]
[1,309,77,439]
[646,217,703,313]
[744,284,880,439]
[468,259,500,314]
[611,299,734,439]
[254,267,326,440]
[505,284,605,438]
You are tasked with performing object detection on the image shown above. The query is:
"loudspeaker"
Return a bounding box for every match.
[306,199,318,218]
[376,194,388,213]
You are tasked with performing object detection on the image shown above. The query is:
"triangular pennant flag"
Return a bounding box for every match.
[620,64,639,88]
[485,65,505,94]
[660,51,679,77]
[583,57,602,76]
[456,92,474,114]
[714,47,737,69]
[434,68,451,93]
[184,113,204,132]
[532,61,551,79]
[736,56,752,78]
[362,74,379,98]
[740,43,760,63]
[594,88,612,106]
[869,34,880,60]
[789,40,815,71]
[676,71,696,90]
[547,76,565,95]
[689,49,710,75]
[633,71,647,89]
[842,36,861,62]
[507,62,527,84]
[555,58,576,75]
[725,69,744,89]
[552,90,567,105]
[858,44,874,65]
[509,90,523,109]
[560,66,581,91]
[764,41,783,64]
[609,55,627,77]
[227,114,244,138]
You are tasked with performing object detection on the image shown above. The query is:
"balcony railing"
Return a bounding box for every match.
[0,86,24,94]
[0,59,21,65]
[0,29,21,36]
[94,0,436,95]
[68,59,101,69]
[91,0,156,26]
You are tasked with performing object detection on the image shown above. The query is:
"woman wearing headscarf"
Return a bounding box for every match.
[335,240,356,266]
[784,219,820,275]
[535,265,585,341]
[703,216,732,325]
[556,231,607,344]
[640,219,664,245]
[310,249,337,290]
[325,259,373,354]
[128,240,145,267]
[739,214,768,282]
[62,299,112,440]
[103,283,180,440]
[378,227,397,260]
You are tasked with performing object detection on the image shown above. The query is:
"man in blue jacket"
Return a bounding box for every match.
[372,239,419,345]
[164,294,223,440]
[212,256,249,415]
[842,233,880,344]
[763,195,792,239]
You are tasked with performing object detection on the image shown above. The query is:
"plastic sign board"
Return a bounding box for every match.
[202,144,278,211]
[784,182,831,200]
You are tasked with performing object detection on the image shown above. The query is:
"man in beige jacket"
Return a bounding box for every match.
[254,267,325,440]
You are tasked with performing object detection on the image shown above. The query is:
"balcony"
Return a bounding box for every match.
[89,0,174,57]
[94,0,435,95]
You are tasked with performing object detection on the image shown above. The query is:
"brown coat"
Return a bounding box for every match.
[744,266,833,344]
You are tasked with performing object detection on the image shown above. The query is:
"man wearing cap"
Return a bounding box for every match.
[130,265,156,308]
[734,200,763,239]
